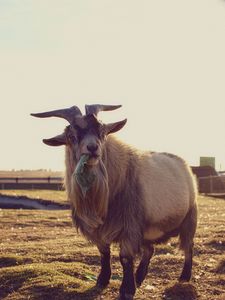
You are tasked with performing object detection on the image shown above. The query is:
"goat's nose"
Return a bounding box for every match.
[87,143,98,154]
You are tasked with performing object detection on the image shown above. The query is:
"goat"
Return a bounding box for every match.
[31,104,198,300]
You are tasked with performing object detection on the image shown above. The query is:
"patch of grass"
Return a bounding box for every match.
[0,262,113,300]
[0,255,33,268]
[0,265,35,299]
[0,194,224,299]
[0,263,94,299]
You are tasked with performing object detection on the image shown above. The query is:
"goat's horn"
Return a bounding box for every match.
[85,104,122,116]
[31,106,82,124]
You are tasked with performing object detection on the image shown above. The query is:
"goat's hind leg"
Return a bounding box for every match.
[135,243,154,287]
[179,204,197,282]
[179,243,193,282]
[96,244,111,288]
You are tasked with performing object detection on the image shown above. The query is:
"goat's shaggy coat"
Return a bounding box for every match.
[65,135,197,258]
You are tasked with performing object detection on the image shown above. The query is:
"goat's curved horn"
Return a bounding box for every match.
[31,106,82,124]
[85,104,122,116]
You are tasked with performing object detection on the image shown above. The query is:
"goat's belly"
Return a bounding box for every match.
[144,227,164,241]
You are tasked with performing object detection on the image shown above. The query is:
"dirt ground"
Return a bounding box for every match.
[0,193,224,299]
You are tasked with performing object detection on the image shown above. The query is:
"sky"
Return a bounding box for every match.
[0,0,225,171]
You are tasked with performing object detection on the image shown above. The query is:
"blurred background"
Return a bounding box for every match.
[1,0,225,171]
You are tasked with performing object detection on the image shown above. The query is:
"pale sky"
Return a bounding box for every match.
[1,0,225,171]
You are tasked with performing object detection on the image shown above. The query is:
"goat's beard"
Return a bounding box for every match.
[69,159,109,232]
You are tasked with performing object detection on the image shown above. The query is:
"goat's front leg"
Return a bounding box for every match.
[119,251,136,300]
[96,244,111,288]
[135,243,154,287]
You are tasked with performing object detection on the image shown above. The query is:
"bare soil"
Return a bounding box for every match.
[0,193,224,299]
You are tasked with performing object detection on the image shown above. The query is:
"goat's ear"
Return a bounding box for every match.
[105,119,127,135]
[43,133,66,146]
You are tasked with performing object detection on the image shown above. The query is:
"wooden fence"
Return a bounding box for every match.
[0,175,225,194]
[198,175,225,195]
[0,177,64,190]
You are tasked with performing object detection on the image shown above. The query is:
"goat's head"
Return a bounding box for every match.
[31,104,127,167]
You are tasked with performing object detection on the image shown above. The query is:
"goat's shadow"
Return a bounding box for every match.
[72,282,199,300]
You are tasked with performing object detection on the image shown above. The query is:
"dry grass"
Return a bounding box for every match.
[0,170,63,178]
[0,194,224,299]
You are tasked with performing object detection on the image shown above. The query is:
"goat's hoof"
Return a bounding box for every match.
[118,293,134,300]
[135,276,143,288]
[136,281,142,288]
[96,277,110,289]
[96,283,108,290]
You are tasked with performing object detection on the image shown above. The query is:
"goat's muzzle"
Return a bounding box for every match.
[85,154,100,166]
[79,140,101,166]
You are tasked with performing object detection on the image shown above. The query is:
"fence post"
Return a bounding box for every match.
[209,175,213,194]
